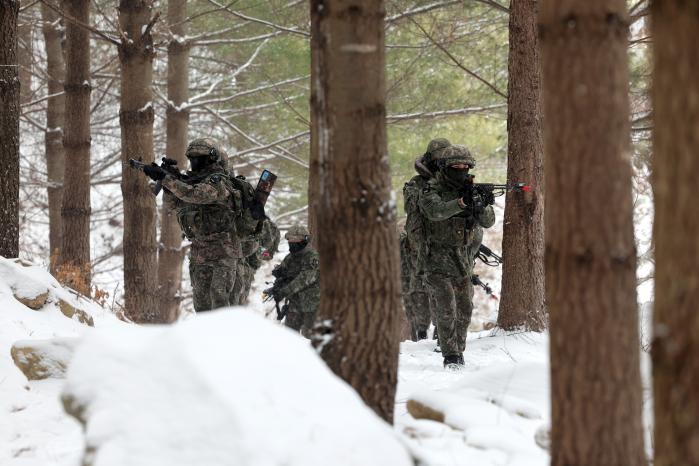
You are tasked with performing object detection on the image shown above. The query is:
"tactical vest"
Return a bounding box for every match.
[229,175,263,238]
[176,173,238,240]
[422,182,479,249]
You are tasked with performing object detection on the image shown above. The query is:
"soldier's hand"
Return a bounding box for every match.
[143,163,167,181]
[261,250,272,261]
[482,191,495,206]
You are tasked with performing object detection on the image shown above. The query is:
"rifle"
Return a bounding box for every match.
[128,157,185,196]
[472,274,498,300]
[476,244,502,267]
[462,174,530,214]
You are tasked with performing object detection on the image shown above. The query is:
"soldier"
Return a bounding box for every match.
[418,144,495,369]
[402,138,449,340]
[232,217,280,305]
[142,138,242,312]
[264,225,320,337]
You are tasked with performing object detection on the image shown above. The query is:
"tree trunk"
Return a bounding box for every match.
[540,1,646,464]
[118,0,159,323]
[0,0,20,258]
[59,0,91,294]
[307,2,321,243]
[157,0,189,323]
[40,0,65,272]
[651,2,699,464]
[497,0,545,331]
[17,1,31,105]
[311,0,401,424]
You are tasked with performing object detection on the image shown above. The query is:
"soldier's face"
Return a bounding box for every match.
[188,156,208,171]
[450,163,471,171]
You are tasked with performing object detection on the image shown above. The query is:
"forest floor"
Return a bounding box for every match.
[1,249,651,466]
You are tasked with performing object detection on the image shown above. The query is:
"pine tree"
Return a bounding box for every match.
[540,0,646,463]
[59,0,92,293]
[497,0,545,331]
[0,0,20,258]
[651,1,699,464]
[118,0,159,322]
[310,0,401,423]
[157,0,189,322]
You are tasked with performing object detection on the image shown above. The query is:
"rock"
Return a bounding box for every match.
[11,338,79,380]
[407,399,445,423]
[58,299,94,327]
[534,423,550,451]
[14,290,49,310]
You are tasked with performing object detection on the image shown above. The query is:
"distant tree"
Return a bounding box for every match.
[157,0,189,322]
[59,0,92,294]
[118,0,159,322]
[311,0,401,423]
[40,0,65,272]
[651,2,699,465]
[497,0,545,331]
[0,0,20,258]
[540,1,646,464]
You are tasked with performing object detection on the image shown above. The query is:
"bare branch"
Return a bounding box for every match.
[387,104,506,122]
[205,0,310,38]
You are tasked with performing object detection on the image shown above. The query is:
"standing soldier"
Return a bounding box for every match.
[402,138,450,340]
[418,144,495,368]
[232,216,280,305]
[142,138,242,312]
[264,225,320,337]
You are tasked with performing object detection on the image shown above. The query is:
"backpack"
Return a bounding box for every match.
[403,174,431,251]
[229,175,263,239]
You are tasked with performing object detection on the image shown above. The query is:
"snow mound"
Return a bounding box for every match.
[62,309,413,466]
[0,256,124,464]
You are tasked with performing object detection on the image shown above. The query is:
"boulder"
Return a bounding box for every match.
[58,299,94,327]
[407,399,445,423]
[14,290,49,310]
[11,338,79,380]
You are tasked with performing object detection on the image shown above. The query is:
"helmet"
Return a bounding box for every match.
[431,144,476,169]
[425,138,451,155]
[284,225,310,242]
[185,138,227,165]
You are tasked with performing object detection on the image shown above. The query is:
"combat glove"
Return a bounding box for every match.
[143,163,167,181]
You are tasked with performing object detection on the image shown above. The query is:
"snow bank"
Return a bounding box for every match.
[62,310,413,466]
[397,331,550,466]
[0,256,123,464]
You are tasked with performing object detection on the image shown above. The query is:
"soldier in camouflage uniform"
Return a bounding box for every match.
[143,138,242,312]
[265,225,320,338]
[232,217,280,305]
[402,138,451,340]
[418,144,495,368]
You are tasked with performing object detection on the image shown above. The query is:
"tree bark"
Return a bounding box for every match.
[540,1,646,464]
[17,1,31,105]
[497,0,545,331]
[651,2,699,465]
[307,1,321,243]
[0,0,20,258]
[118,0,159,323]
[40,0,65,272]
[59,0,91,294]
[311,0,401,424]
[157,0,189,323]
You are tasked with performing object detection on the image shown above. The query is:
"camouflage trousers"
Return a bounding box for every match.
[190,259,237,312]
[230,256,256,305]
[425,272,473,357]
[404,275,432,340]
[284,306,316,338]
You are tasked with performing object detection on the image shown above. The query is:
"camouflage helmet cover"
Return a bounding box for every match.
[186,138,227,162]
[432,144,476,169]
[425,138,451,155]
[285,225,310,242]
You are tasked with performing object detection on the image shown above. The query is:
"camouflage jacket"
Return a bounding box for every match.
[163,166,243,263]
[417,173,494,276]
[272,244,320,313]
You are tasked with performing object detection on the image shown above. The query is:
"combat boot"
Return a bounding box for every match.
[417,330,428,340]
[443,354,463,370]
